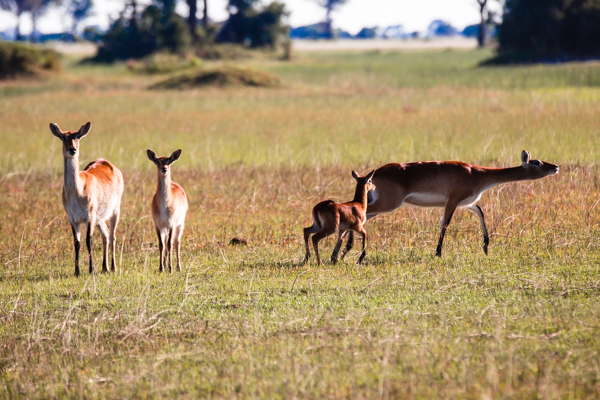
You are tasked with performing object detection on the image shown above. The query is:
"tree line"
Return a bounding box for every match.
[2,0,600,62]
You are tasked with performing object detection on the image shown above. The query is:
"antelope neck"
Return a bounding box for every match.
[156,172,173,202]
[63,156,84,196]
[479,166,530,188]
[351,185,369,208]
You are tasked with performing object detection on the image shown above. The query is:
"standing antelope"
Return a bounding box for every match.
[50,122,124,277]
[303,170,376,265]
[342,150,559,257]
[147,149,188,273]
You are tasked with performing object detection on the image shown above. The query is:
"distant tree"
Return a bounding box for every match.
[95,0,190,61]
[427,20,457,37]
[65,0,93,34]
[311,0,347,39]
[498,0,600,60]
[82,25,102,42]
[185,0,209,43]
[215,0,288,48]
[476,0,488,47]
[186,0,198,42]
[28,0,56,42]
[0,0,31,40]
[355,26,377,39]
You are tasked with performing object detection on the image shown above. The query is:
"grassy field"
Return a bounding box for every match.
[1,48,600,398]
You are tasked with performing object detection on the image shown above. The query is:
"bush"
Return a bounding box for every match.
[0,42,61,78]
[94,4,191,62]
[126,52,202,74]
[215,1,289,48]
[497,0,600,61]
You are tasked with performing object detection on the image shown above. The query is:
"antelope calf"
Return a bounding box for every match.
[344,150,559,257]
[147,149,188,273]
[303,170,375,265]
[50,122,124,277]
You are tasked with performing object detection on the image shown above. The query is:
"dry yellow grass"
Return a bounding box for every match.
[1,49,599,398]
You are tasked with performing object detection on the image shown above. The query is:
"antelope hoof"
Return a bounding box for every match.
[435,247,442,257]
[358,252,365,264]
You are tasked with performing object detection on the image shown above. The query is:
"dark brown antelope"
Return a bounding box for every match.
[147,149,188,273]
[303,170,375,265]
[343,150,559,257]
[50,122,124,277]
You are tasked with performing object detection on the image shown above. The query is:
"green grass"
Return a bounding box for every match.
[268,48,600,89]
[1,48,600,398]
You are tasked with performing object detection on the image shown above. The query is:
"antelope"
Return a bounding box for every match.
[303,170,376,266]
[50,122,124,277]
[147,149,188,273]
[342,150,559,257]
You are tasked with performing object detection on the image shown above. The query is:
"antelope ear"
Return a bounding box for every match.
[76,122,92,139]
[49,123,65,141]
[168,149,182,164]
[366,170,375,181]
[521,150,531,167]
[351,170,359,180]
[147,149,159,164]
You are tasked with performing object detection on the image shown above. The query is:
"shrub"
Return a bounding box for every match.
[0,42,61,78]
[497,0,600,61]
[94,3,191,62]
[126,52,202,74]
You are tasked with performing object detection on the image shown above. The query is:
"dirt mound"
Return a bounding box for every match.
[149,66,280,89]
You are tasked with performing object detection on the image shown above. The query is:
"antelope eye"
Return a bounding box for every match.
[531,160,542,166]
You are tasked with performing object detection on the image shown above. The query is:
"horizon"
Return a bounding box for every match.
[0,0,502,37]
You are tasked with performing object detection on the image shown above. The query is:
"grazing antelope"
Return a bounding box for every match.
[303,170,376,266]
[50,122,124,277]
[147,149,188,273]
[342,150,559,257]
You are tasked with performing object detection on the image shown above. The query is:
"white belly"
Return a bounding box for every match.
[404,192,448,207]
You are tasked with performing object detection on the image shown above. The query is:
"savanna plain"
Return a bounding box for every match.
[1,48,600,398]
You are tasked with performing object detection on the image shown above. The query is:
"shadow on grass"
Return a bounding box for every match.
[480,50,600,66]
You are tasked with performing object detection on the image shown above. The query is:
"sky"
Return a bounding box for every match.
[0,0,502,36]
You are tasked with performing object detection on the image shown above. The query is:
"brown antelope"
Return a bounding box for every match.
[147,149,188,273]
[303,170,376,265]
[50,122,124,277]
[342,150,559,257]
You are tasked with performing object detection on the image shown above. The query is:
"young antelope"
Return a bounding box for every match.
[147,149,189,273]
[303,170,375,265]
